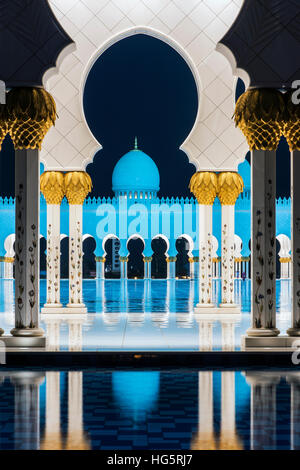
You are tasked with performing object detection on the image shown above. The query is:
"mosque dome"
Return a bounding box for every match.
[112,138,160,195]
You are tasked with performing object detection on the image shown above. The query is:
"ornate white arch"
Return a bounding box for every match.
[127,233,146,249]
[102,233,119,256]
[177,233,194,257]
[43,1,247,172]
[277,234,291,258]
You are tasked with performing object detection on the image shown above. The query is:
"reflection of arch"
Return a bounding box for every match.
[81,27,201,169]
[127,234,145,279]
[83,234,96,279]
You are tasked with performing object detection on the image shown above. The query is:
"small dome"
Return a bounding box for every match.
[238,159,250,190]
[112,138,160,193]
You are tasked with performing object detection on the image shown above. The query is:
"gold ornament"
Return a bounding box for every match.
[280,257,291,263]
[189,172,218,205]
[4,87,56,150]
[234,89,285,150]
[217,172,244,205]
[64,172,92,205]
[40,171,65,205]
[283,90,300,151]
[0,112,8,150]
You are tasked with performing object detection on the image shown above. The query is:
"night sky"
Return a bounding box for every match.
[0,34,291,198]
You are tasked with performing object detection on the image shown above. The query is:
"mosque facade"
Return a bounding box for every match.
[0,140,292,285]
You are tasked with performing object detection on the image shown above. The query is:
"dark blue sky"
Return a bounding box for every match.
[0,33,291,198]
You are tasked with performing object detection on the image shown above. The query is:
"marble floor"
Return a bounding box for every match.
[0,279,292,351]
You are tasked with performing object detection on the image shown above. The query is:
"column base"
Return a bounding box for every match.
[242,334,299,349]
[194,304,218,314]
[246,327,280,337]
[0,334,46,348]
[218,303,241,314]
[10,327,45,337]
[287,327,300,337]
[66,304,87,313]
[41,303,64,314]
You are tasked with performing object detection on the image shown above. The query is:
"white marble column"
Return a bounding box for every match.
[189,258,194,279]
[120,256,128,279]
[166,256,176,279]
[247,150,279,336]
[41,172,64,313]
[245,372,279,450]
[3,258,14,279]
[280,258,290,279]
[195,205,214,311]
[288,150,300,335]
[11,150,44,337]
[65,172,92,313]
[144,256,152,280]
[96,256,105,279]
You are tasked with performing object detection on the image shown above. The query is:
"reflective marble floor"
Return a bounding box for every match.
[0,368,299,450]
[0,279,292,351]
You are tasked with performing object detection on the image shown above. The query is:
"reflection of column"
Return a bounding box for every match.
[11,372,45,450]
[95,256,105,279]
[235,90,283,337]
[190,172,217,311]
[65,172,92,312]
[12,149,44,338]
[245,372,279,450]
[166,256,176,279]
[41,171,64,312]
[218,173,243,313]
[191,372,216,450]
[197,318,214,351]
[41,372,62,450]
[220,372,242,449]
[44,316,61,351]
[286,374,300,450]
[144,256,152,280]
[120,256,128,279]
[221,318,237,351]
[66,372,90,450]
[68,318,84,351]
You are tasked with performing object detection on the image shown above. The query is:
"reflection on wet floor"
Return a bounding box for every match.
[0,369,300,450]
[0,279,293,350]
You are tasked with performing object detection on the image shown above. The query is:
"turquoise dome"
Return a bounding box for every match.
[238,159,251,190]
[112,140,160,193]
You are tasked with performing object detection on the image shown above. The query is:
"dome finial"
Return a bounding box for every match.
[134,136,138,150]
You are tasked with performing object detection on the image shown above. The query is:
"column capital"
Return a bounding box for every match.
[95,256,106,262]
[65,172,92,205]
[40,171,65,205]
[234,88,285,150]
[283,90,300,151]
[166,256,177,262]
[189,171,217,205]
[120,256,128,262]
[143,256,152,262]
[5,87,56,150]
[217,172,244,205]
